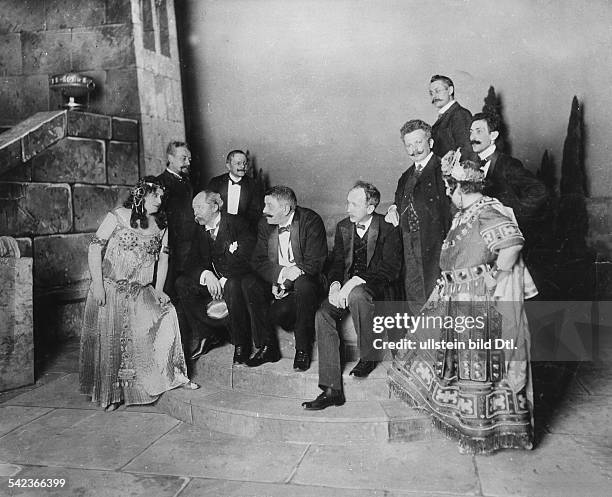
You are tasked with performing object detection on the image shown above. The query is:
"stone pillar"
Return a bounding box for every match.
[0,237,34,392]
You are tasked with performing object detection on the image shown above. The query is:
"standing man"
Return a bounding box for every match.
[207,150,264,232]
[469,112,548,254]
[303,181,401,410]
[175,191,256,364]
[429,74,473,158]
[157,141,195,300]
[386,120,451,308]
[243,186,328,371]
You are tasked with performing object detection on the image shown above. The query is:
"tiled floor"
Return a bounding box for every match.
[0,340,611,497]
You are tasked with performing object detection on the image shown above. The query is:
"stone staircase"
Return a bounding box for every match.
[156,329,440,445]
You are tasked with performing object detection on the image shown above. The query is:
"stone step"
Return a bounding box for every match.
[156,383,437,444]
[193,340,393,401]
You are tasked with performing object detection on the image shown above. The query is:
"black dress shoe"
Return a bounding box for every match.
[190,336,223,360]
[293,350,311,371]
[245,344,281,367]
[349,360,377,378]
[233,345,251,365]
[302,389,346,410]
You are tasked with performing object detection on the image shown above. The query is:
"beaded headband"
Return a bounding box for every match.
[441,148,485,183]
[131,179,162,208]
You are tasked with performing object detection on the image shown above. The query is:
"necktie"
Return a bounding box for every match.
[414,164,423,177]
[206,226,217,241]
[356,224,366,230]
[278,226,290,234]
[229,177,241,186]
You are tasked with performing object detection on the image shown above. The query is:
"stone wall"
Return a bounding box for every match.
[0,110,137,344]
[0,0,185,178]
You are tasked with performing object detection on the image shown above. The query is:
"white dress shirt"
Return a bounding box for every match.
[414,151,433,174]
[277,211,296,284]
[226,173,242,215]
[478,144,497,177]
[437,99,457,116]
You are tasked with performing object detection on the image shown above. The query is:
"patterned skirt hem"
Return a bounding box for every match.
[388,373,534,455]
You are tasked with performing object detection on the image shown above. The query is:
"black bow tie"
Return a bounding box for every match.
[356,224,366,230]
[229,177,242,186]
[278,226,290,234]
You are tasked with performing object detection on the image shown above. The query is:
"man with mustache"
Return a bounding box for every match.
[429,74,473,158]
[470,112,548,256]
[386,120,451,308]
[242,186,328,371]
[207,150,264,232]
[157,141,195,301]
[175,190,256,364]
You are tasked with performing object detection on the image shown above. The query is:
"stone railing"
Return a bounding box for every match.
[0,110,139,346]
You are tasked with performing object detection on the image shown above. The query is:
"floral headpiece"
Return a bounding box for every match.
[131,179,162,209]
[441,148,484,183]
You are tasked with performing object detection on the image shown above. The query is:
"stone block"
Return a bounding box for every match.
[33,233,92,288]
[0,76,50,124]
[73,184,130,231]
[0,33,22,75]
[0,1,45,34]
[0,257,34,391]
[22,112,66,162]
[16,238,32,258]
[107,140,139,185]
[32,137,106,183]
[105,68,140,116]
[0,139,24,178]
[106,0,133,24]
[111,117,139,141]
[36,299,85,342]
[71,24,136,71]
[45,0,106,30]
[21,30,73,75]
[67,111,111,140]
[0,183,72,237]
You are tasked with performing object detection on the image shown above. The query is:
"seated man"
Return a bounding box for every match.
[242,186,328,371]
[175,190,256,364]
[303,181,401,410]
[207,149,264,232]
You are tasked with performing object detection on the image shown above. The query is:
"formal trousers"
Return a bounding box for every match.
[242,273,320,351]
[316,285,376,391]
[175,275,251,351]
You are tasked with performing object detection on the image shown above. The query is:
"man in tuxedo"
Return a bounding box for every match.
[243,186,328,371]
[303,181,401,410]
[156,141,195,300]
[175,190,256,364]
[430,74,473,158]
[207,150,264,231]
[469,112,548,253]
[386,120,451,308]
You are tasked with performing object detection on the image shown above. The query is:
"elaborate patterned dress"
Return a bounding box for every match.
[388,196,536,454]
[79,211,189,408]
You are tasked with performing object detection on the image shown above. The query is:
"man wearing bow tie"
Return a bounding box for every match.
[469,112,548,252]
[385,120,451,309]
[243,186,328,371]
[175,191,256,364]
[207,150,264,231]
[429,74,473,158]
[303,181,401,410]
[157,141,195,301]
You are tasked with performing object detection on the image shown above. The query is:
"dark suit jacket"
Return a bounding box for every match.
[207,173,263,230]
[395,153,451,299]
[328,213,401,299]
[183,212,255,283]
[484,151,548,228]
[156,169,195,279]
[251,206,328,284]
[431,102,473,158]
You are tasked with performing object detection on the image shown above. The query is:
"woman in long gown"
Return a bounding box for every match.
[80,176,198,412]
[388,157,537,454]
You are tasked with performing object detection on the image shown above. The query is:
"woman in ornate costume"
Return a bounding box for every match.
[80,176,198,412]
[388,156,537,454]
